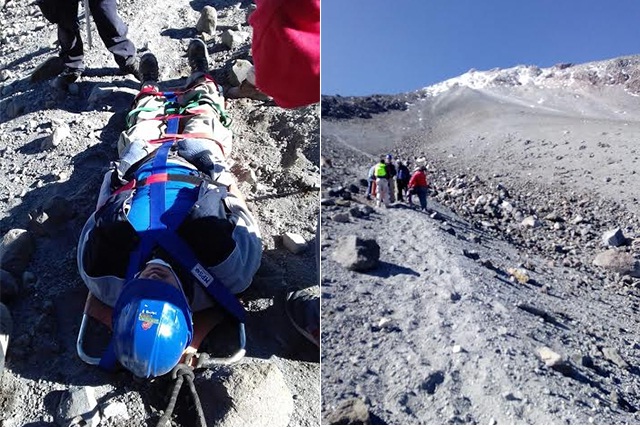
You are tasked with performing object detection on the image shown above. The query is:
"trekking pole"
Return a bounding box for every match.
[83,0,93,49]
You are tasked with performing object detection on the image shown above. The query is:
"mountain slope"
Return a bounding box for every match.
[321,56,640,424]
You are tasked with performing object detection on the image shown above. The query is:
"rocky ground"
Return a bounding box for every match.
[321,56,640,424]
[0,1,319,426]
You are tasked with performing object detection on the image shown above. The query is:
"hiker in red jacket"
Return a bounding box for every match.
[408,166,429,211]
[249,0,320,108]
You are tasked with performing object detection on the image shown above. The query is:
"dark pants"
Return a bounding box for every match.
[58,0,135,70]
[396,179,408,201]
[415,187,428,210]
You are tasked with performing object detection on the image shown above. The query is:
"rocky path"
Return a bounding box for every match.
[321,138,640,424]
[0,1,319,426]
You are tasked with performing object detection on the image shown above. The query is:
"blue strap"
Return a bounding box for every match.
[125,140,245,321]
[155,231,246,322]
[149,142,173,230]
[164,92,180,135]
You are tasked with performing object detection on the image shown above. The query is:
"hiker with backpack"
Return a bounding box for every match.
[408,166,429,211]
[374,156,390,208]
[396,160,411,202]
[76,40,262,378]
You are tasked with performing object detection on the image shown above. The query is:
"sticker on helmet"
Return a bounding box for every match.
[138,311,160,331]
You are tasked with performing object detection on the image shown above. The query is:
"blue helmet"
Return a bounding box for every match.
[112,278,193,378]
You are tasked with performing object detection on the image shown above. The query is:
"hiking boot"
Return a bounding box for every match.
[51,67,82,90]
[285,286,319,347]
[187,39,209,74]
[0,303,12,380]
[138,53,159,86]
[119,57,142,81]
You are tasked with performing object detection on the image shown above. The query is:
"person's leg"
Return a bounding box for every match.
[379,179,390,207]
[396,180,404,202]
[89,0,136,69]
[57,0,84,71]
[366,179,373,199]
[375,178,383,207]
[388,178,396,203]
[117,55,165,158]
[180,40,233,158]
[418,187,427,210]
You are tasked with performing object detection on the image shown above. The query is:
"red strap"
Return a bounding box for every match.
[135,74,220,101]
[112,178,136,195]
[144,173,169,185]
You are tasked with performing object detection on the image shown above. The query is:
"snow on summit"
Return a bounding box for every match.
[422,55,640,97]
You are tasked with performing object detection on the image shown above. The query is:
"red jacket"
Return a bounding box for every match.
[249,0,320,108]
[408,170,428,188]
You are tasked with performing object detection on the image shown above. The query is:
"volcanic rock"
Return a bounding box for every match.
[332,235,380,272]
[0,229,35,276]
[208,363,293,427]
[602,227,626,247]
[282,232,307,254]
[56,386,100,427]
[593,249,640,277]
[325,398,371,425]
[196,6,217,35]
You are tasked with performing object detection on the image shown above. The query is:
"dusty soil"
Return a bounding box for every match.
[321,57,640,424]
[0,0,319,426]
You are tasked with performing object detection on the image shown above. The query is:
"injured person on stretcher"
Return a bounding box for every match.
[75,39,262,378]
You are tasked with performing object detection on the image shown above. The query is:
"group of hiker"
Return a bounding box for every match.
[367,154,430,211]
[0,0,320,390]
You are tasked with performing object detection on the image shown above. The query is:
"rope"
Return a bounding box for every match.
[156,364,208,427]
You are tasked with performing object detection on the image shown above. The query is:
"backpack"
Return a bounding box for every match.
[374,163,387,178]
[397,166,408,181]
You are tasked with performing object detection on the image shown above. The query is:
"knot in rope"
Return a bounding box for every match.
[157,363,207,427]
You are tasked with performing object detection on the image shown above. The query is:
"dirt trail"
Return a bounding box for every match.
[321,124,640,424]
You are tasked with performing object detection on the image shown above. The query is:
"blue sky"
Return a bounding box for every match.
[322,0,640,95]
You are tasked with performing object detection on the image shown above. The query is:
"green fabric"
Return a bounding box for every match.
[126,106,160,129]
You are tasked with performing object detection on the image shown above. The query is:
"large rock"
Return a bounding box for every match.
[325,398,371,425]
[41,122,70,150]
[204,363,293,427]
[56,386,100,427]
[282,232,307,254]
[593,249,640,277]
[101,400,129,421]
[537,346,564,368]
[0,229,35,276]
[602,227,626,247]
[332,235,380,272]
[228,59,254,87]
[521,216,541,228]
[602,347,629,369]
[221,29,248,50]
[196,6,217,35]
